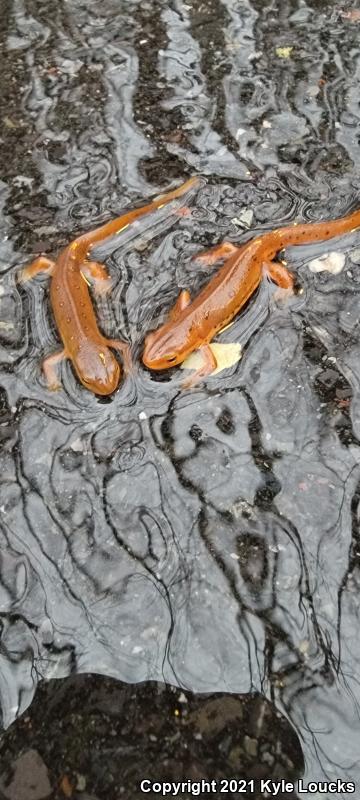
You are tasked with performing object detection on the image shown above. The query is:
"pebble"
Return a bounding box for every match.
[0,750,51,800]
[308,251,345,274]
[349,248,360,265]
[231,208,254,228]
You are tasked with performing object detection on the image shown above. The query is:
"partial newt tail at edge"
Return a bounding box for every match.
[19,176,205,396]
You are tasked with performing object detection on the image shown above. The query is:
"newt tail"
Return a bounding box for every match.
[20,176,204,395]
[143,206,360,387]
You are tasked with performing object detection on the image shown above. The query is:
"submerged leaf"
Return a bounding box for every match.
[308,251,345,274]
[181,342,242,375]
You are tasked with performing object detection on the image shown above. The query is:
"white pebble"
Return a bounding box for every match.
[308,251,345,275]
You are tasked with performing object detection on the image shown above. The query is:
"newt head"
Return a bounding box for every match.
[142,324,190,370]
[74,344,121,395]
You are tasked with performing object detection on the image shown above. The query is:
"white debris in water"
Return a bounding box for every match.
[70,438,84,452]
[34,224,58,236]
[181,342,242,376]
[0,321,14,331]
[269,543,286,553]
[76,775,87,792]
[13,175,34,188]
[39,618,54,645]
[139,410,147,420]
[299,639,310,655]
[231,208,254,228]
[308,251,345,274]
[59,58,84,76]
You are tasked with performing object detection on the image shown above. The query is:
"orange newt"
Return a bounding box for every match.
[143,207,360,386]
[20,176,203,395]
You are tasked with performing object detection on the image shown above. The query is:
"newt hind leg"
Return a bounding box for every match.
[80,261,112,296]
[263,260,296,303]
[42,349,67,391]
[19,256,55,282]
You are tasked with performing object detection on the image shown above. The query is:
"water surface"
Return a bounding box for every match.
[1,0,360,795]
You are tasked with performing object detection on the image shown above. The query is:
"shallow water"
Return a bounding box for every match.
[1,0,360,795]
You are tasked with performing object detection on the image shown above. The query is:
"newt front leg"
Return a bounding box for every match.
[265,260,294,290]
[182,344,218,389]
[168,289,192,322]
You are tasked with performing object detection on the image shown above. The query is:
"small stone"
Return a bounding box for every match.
[70,438,84,452]
[299,639,310,654]
[0,750,51,800]
[34,225,59,236]
[139,411,147,420]
[76,773,87,791]
[13,175,34,188]
[228,744,243,768]
[349,248,360,265]
[231,208,254,228]
[0,321,14,331]
[244,735,258,758]
[3,116,17,129]
[39,618,54,645]
[262,751,275,766]
[308,251,345,274]
[132,645,143,654]
[289,7,310,22]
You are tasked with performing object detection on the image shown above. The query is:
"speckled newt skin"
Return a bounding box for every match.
[143,208,360,386]
[20,176,202,395]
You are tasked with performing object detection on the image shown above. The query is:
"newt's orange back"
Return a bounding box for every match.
[20,176,204,394]
[143,206,360,387]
